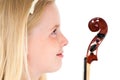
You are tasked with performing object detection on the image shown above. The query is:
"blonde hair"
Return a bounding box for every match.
[0,0,54,80]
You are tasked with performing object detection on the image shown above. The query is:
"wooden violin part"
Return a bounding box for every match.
[84,17,108,80]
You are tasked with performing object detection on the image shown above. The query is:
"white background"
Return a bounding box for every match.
[47,0,120,80]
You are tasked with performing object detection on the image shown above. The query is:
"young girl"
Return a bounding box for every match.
[0,0,68,80]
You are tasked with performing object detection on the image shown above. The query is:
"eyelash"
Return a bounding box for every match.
[51,28,57,35]
[53,28,57,32]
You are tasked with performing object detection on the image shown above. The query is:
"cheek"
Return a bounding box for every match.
[28,38,43,66]
[27,35,62,73]
[27,37,56,68]
[28,37,56,60]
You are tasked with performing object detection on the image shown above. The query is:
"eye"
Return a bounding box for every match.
[52,29,57,35]
[51,28,58,38]
[50,25,60,37]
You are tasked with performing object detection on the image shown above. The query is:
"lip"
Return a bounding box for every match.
[56,53,64,58]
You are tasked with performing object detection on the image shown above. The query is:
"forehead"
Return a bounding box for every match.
[36,3,60,30]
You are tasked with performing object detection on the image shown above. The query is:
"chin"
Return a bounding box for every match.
[47,63,62,73]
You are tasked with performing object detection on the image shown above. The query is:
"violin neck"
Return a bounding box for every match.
[84,57,87,80]
[84,57,90,80]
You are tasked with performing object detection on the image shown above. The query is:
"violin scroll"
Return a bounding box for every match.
[88,17,108,34]
[84,17,108,80]
[86,17,108,64]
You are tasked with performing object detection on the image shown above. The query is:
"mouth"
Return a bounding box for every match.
[56,53,63,58]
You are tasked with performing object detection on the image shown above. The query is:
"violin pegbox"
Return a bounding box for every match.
[86,17,108,64]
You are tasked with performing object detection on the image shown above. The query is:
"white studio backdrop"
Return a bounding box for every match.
[47,0,120,80]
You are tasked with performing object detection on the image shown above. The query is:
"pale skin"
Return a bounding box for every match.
[27,3,68,80]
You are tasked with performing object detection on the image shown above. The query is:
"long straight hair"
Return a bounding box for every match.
[0,0,54,80]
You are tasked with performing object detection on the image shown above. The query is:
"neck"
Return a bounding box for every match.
[21,70,41,80]
[29,69,42,80]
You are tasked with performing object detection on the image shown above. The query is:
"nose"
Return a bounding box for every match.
[60,33,68,47]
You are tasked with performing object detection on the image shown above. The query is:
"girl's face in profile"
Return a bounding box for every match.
[28,3,68,76]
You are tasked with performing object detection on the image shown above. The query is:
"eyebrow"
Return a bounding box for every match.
[51,24,60,30]
[54,24,60,28]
